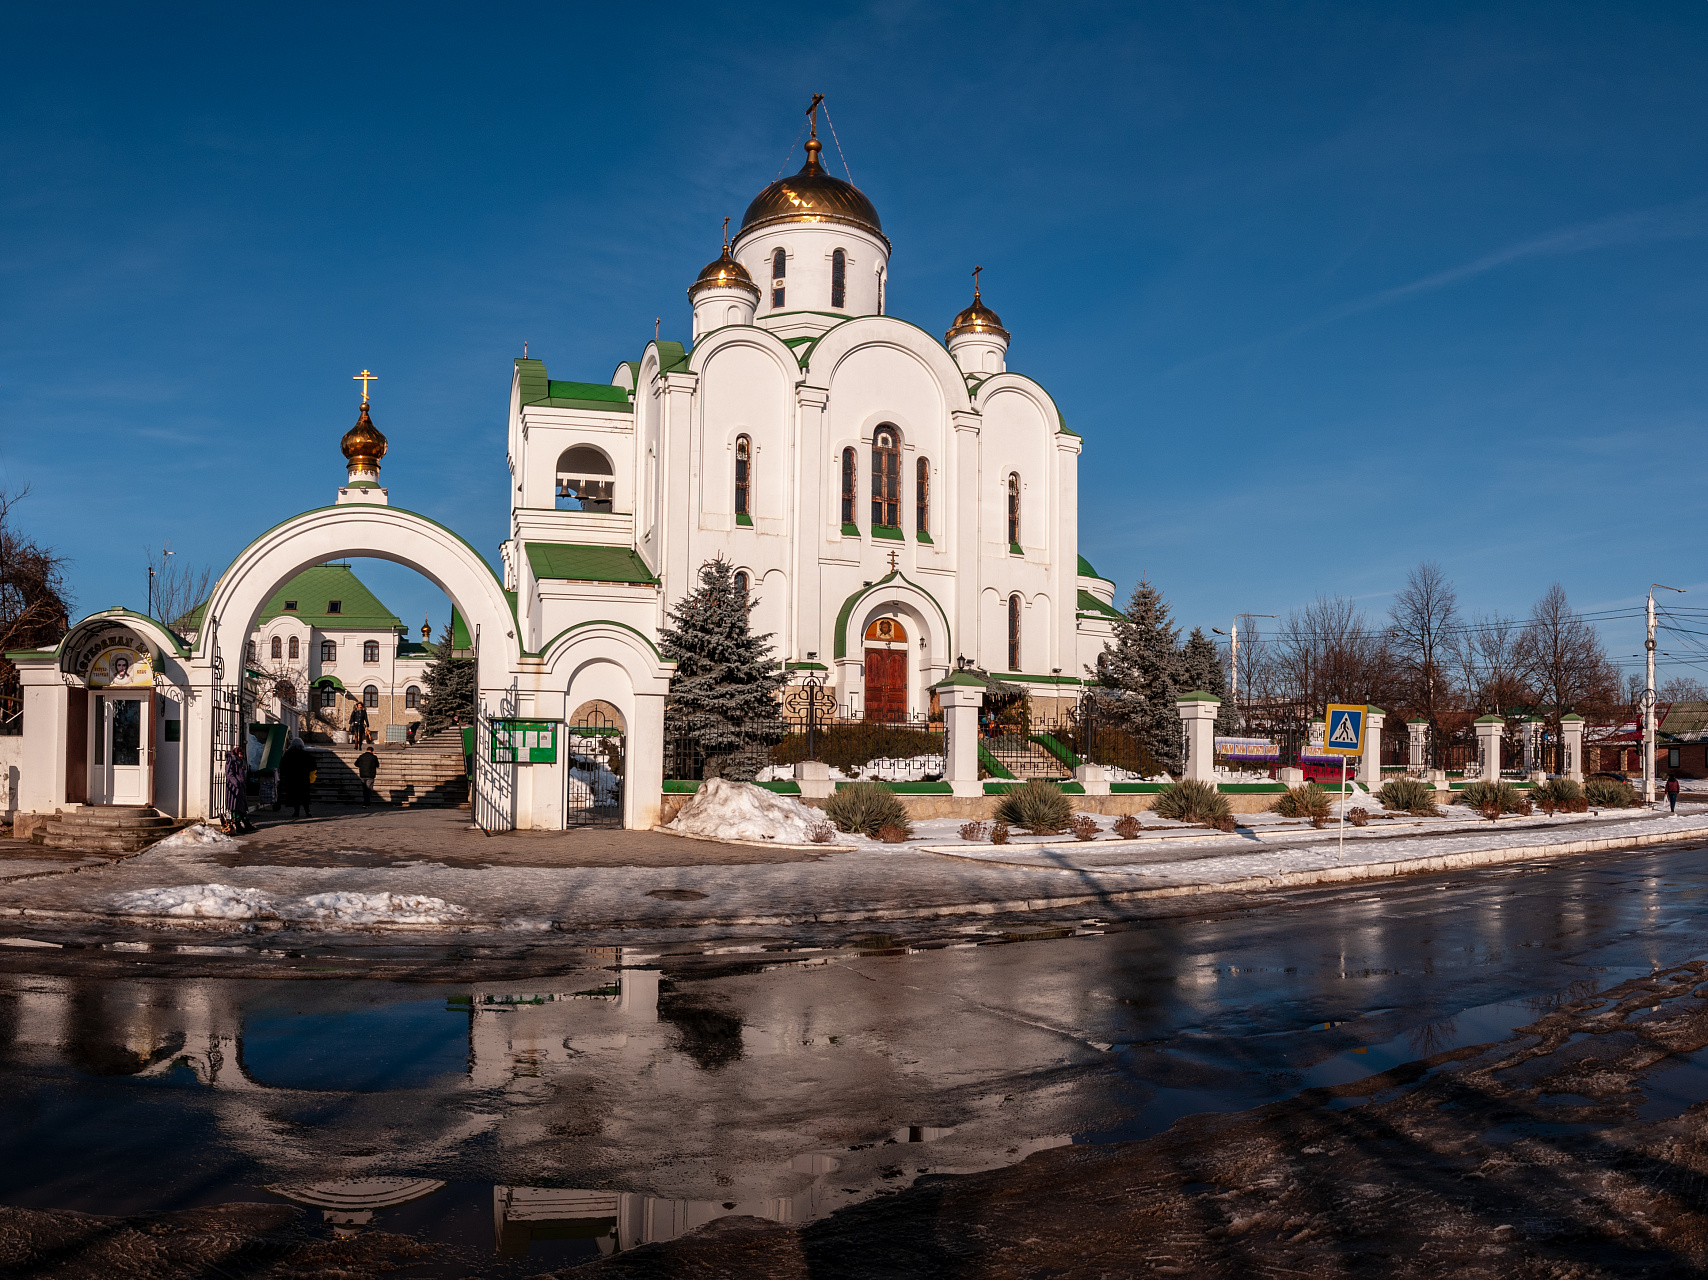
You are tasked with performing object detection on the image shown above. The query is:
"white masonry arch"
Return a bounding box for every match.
[181,504,524,824]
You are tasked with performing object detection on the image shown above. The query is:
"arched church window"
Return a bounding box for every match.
[320,687,336,710]
[405,686,419,710]
[321,640,336,664]
[841,447,856,525]
[556,446,615,512]
[831,249,846,309]
[363,640,379,663]
[289,636,299,660]
[734,571,749,596]
[871,427,901,529]
[734,435,751,518]
[1008,595,1022,671]
[771,249,786,308]
[1006,473,1021,548]
[271,636,282,659]
[916,458,929,536]
[246,641,255,663]
[363,685,379,709]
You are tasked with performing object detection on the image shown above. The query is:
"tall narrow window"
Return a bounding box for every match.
[405,686,419,710]
[288,636,299,660]
[771,249,786,308]
[871,427,900,528]
[831,249,846,308]
[271,636,282,659]
[1008,595,1022,671]
[841,447,856,525]
[915,458,930,536]
[1006,473,1021,548]
[734,435,751,518]
[734,571,749,596]
[363,640,380,663]
[246,641,255,663]
[320,687,336,709]
[363,685,379,709]
[321,640,336,664]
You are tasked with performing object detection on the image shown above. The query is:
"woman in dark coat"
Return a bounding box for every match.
[224,745,256,834]
[279,737,315,819]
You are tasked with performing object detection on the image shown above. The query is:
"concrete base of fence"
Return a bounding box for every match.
[657,789,1285,824]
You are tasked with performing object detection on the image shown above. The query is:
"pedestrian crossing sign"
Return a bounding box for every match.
[1323,705,1366,755]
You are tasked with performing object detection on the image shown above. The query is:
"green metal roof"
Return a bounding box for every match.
[256,564,404,630]
[514,357,635,413]
[525,542,659,585]
[1077,554,1110,582]
[1076,588,1122,620]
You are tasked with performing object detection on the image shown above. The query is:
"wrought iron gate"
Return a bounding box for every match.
[209,685,244,819]
[565,709,625,828]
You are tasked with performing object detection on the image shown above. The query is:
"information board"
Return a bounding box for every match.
[490,719,559,764]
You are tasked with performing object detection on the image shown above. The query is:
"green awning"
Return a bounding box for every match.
[313,675,345,690]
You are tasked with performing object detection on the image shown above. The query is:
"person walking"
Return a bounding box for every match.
[224,745,257,834]
[279,736,315,819]
[1666,773,1681,814]
[356,745,380,807]
[347,700,370,748]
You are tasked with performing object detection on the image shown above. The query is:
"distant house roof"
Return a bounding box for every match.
[178,563,405,635]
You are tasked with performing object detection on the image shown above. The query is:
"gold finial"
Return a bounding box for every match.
[422,613,430,641]
[654,317,661,341]
[804,93,825,170]
[972,265,982,302]
[352,368,378,404]
[523,340,528,358]
[722,215,730,254]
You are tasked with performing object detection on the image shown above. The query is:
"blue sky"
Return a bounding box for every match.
[3,2,1706,680]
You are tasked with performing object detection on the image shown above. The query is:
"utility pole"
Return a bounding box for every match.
[1213,613,1275,735]
[1646,583,1685,803]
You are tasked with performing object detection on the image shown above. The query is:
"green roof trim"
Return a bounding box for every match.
[1077,554,1111,583]
[786,661,829,671]
[256,564,403,630]
[449,606,471,652]
[930,671,989,690]
[1057,408,1080,437]
[525,542,660,585]
[840,521,859,538]
[1474,714,1506,724]
[534,617,664,664]
[515,357,635,413]
[831,570,952,660]
[1176,690,1221,702]
[1366,705,1386,716]
[654,340,691,375]
[313,675,345,690]
[1077,589,1122,620]
[736,512,754,527]
[916,530,933,545]
[873,524,903,542]
[1008,542,1024,557]
[1560,713,1586,722]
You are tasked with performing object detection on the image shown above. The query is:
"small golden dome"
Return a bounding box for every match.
[340,401,388,471]
[946,280,1009,342]
[688,242,760,299]
[740,133,884,241]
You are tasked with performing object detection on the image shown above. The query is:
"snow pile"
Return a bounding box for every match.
[668,777,826,842]
[112,883,275,919]
[289,891,468,925]
[846,754,943,783]
[149,824,239,852]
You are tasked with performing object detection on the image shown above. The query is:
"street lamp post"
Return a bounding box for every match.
[1213,613,1276,734]
[1646,583,1686,803]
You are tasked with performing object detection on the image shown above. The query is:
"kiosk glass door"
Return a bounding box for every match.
[93,695,149,804]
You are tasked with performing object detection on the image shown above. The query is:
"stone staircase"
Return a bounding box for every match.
[35,805,180,853]
[307,744,470,808]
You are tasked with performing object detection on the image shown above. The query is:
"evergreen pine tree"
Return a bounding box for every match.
[1093,577,1183,773]
[1180,626,1238,737]
[659,556,786,780]
[421,622,476,735]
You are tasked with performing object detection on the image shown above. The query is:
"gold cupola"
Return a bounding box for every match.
[946,268,1010,374]
[946,275,1009,342]
[689,221,760,300]
[738,106,884,243]
[340,401,388,476]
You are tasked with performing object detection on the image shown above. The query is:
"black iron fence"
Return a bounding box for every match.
[0,689,18,736]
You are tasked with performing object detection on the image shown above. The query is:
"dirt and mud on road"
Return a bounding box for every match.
[548,961,1708,1279]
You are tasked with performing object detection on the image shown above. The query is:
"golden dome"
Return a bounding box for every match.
[946,280,1009,342]
[340,401,388,471]
[740,135,884,241]
[688,222,760,299]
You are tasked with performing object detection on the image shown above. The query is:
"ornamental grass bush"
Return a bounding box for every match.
[1273,782,1332,821]
[1377,777,1441,817]
[994,780,1075,834]
[1456,780,1528,815]
[1586,777,1641,809]
[1152,778,1232,826]
[823,780,912,839]
[1111,814,1141,840]
[1533,777,1587,814]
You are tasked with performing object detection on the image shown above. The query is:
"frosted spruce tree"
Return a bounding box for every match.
[421,622,475,735]
[1093,577,1183,774]
[659,556,786,780]
[1180,626,1238,737]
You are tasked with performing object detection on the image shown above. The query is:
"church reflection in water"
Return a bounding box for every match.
[1,953,1069,1260]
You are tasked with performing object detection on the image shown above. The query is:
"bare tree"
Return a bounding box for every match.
[0,485,72,655]
[145,544,213,632]
[1274,595,1395,712]
[1659,675,1708,704]
[1387,561,1459,729]
[1451,613,1528,716]
[1517,584,1622,729]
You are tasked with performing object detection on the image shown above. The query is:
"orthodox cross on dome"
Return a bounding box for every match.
[722,215,730,254]
[971,264,983,301]
[806,93,824,137]
[352,368,378,404]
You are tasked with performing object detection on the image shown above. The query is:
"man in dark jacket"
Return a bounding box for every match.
[279,738,314,819]
[347,701,370,748]
[357,747,380,806]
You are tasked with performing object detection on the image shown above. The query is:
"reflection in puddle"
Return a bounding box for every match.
[271,1177,446,1229]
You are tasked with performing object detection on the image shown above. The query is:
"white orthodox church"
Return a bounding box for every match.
[6,108,1119,830]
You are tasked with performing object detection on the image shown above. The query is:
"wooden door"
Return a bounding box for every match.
[864,648,907,723]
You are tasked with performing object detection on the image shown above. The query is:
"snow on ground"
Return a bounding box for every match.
[111,883,274,919]
[668,777,828,843]
[149,825,239,852]
[291,891,467,925]
[109,884,469,924]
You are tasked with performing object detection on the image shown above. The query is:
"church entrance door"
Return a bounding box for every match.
[863,649,907,724]
[92,694,150,805]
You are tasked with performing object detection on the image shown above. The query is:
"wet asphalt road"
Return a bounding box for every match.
[2,840,1706,1272]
